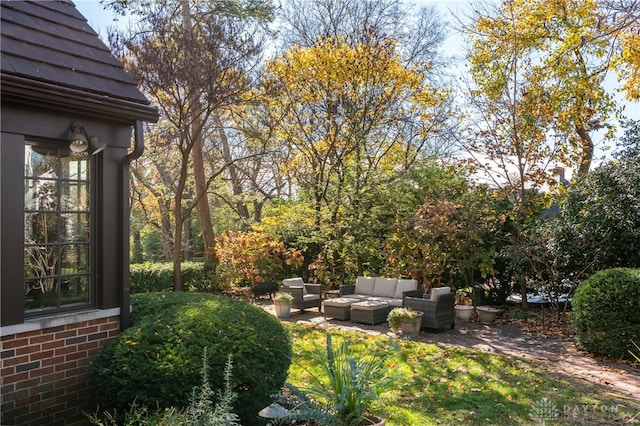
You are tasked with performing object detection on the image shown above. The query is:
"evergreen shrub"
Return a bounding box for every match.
[130,261,218,293]
[571,268,640,359]
[91,292,292,425]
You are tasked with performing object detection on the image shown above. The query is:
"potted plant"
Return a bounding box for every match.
[280,334,396,425]
[454,287,475,321]
[454,305,475,321]
[273,292,293,318]
[476,306,503,324]
[455,287,474,305]
[387,307,423,337]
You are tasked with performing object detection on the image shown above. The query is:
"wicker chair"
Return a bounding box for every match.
[281,278,322,313]
[404,289,455,330]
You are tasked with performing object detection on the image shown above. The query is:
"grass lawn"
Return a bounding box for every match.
[284,323,640,425]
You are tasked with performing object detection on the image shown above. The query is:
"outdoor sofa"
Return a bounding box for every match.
[339,276,423,307]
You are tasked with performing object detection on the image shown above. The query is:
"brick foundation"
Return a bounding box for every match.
[1,313,120,425]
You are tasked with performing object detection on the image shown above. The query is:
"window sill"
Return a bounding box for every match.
[1,307,120,337]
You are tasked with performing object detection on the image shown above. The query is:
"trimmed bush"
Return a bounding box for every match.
[571,268,640,359]
[130,261,218,293]
[91,292,292,425]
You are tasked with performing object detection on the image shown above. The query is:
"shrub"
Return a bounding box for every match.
[91,292,292,425]
[553,156,640,278]
[87,349,240,425]
[130,261,218,293]
[214,231,304,287]
[571,268,640,359]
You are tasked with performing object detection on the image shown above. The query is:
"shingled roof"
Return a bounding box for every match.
[1,0,157,122]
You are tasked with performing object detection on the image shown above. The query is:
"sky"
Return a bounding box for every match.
[75,0,118,32]
[75,0,468,49]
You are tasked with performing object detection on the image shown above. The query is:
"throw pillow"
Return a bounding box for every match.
[430,286,451,301]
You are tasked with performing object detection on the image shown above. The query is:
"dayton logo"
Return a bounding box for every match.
[530,398,560,424]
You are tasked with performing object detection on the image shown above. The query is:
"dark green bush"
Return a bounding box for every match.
[553,155,640,277]
[571,268,640,359]
[130,261,218,293]
[91,292,292,425]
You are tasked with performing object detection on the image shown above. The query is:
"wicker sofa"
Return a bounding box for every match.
[404,286,455,330]
[281,277,322,313]
[339,276,422,307]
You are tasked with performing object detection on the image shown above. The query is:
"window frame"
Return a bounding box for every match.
[23,140,96,317]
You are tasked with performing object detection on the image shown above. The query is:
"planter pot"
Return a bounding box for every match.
[477,306,502,324]
[362,415,385,426]
[274,299,292,318]
[454,305,475,321]
[395,312,423,337]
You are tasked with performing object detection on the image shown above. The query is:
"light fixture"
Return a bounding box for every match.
[68,122,105,155]
[69,122,89,152]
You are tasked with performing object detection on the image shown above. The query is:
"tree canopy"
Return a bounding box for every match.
[108,0,639,298]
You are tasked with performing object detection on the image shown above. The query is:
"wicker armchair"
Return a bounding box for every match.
[281,278,322,313]
[404,289,455,330]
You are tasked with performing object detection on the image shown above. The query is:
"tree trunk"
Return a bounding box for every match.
[132,229,143,263]
[183,210,192,261]
[183,0,218,262]
[192,123,218,261]
[253,200,263,223]
[215,112,250,227]
[576,126,594,175]
[172,195,184,291]
[161,199,173,262]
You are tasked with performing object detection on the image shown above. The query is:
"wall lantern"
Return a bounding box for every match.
[68,122,106,155]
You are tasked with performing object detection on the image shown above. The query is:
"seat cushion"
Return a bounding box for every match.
[323,298,354,308]
[372,277,397,297]
[342,294,370,301]
[302,294,321,301]
[354,276,376,295]
[351,300,389,310]
[394,279,418,299]
[430,286,451,301]
[367,296,401,307]
[283,277,307,294]
[386,298,403,307]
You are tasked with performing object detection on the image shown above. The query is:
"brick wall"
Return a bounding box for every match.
[1,315,120,425]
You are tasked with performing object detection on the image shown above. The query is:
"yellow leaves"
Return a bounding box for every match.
[617,32,640,100]
[260,34,448,205]
[466,0,626,184]
[266,35,430,108]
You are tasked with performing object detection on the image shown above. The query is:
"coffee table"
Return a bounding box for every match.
[350,301,390,325]
[322,297,354,320]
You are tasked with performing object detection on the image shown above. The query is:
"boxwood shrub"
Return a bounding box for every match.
[91,292,292,425]
[571,268,640,359]
[130,261,217,293]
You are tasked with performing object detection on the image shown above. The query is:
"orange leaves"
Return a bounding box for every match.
[214,230,304,286]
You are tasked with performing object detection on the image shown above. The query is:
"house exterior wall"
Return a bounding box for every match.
[0,310,120,425]
[0,103,134,424]
[1,104,132,326]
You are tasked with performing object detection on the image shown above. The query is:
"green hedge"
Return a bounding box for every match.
[571,268,640,359]
[91,292,292,425]
[130,261,218,293]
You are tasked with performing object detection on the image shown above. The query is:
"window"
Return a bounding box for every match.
[24,143,92,314]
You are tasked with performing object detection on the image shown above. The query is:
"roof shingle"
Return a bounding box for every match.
[1,0,154,111]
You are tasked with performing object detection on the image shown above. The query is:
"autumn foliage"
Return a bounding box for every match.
[214,231,304,287]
